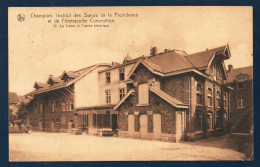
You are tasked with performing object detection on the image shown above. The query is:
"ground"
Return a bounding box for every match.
[9,132,246,161]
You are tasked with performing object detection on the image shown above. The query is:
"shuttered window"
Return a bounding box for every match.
[138,83,149,105]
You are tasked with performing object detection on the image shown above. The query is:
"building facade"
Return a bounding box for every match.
[114,45,232,142]
[76,56,144,135]
[26,64,110,132]
[226,65,253,134]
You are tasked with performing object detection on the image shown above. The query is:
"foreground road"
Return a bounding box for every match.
[9,132,246,161]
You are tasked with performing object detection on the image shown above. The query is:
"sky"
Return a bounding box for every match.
[8,7,253,95]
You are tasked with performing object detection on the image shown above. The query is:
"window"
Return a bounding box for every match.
[195,111,203,131]
[138,83,149,105]
[119,68,125,81]
[39,103,43,113]
[66,101,70,111]
[51,101,55,112]
[62,101,65,112]
[208,88,213,107]
[224,94,227,108]
[216,91,220,108]
[237,97,245,108]
[34,103,38,112]
[216,111,221,128]
[237,77,246,89]
[106,90,111,104]
[119,88,125,100]
[106,72,111,84]
[206,112,213,130]
[70,101,74,111]
[56,119,60,123]
[196,82,203,105]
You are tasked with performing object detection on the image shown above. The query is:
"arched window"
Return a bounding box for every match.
[206,111,213,130]
[195,111,203,131]
[216,91,221,107]
[208,88,213,107]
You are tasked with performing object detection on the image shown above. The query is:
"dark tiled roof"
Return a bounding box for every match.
[147,50,193,73]
[9,92,20,104]
[185,46,226,69]
[226,66,253,83]
[27,64,110,95]
[18,95,31,104]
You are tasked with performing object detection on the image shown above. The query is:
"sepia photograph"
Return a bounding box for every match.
[8,6,253,161]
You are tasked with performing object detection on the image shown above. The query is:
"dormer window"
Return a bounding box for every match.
[237,77,246,89]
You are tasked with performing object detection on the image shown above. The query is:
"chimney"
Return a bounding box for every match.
[228,64,233,73]
[112,62,120,66]
[150,47,158,56]
[164,49,168,53]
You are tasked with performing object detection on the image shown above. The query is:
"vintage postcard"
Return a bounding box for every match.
[8,6,253,161]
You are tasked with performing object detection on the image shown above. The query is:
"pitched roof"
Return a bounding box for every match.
[149,86,188,109]
[9,92,20,104]
[18,95,31,105]
[27,64,110,96]
[147,50,193,73]
[128,45,230,79]
[113,89,135,110]
[226,66,253,83]
[185,45,227,69]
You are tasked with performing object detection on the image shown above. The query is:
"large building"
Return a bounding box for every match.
[114,45,232,142]
[226,65,253,134]
[25,44,233,143]
[26,64,110,132]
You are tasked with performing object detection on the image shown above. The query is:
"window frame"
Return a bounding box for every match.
[216,91,221,108]
[105,90,111,104]
[208,88,213,107]
[119,68,125,81]
[119,88,125,100]
[237,97,245,108]
[106,72,111,84]
[196,82,203,106]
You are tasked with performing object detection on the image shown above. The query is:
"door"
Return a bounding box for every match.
[153,114,161,140]
[51,120,55,132]
[128,114,135,137]
[140,114,148,139]
[112,114,117,130]
[39,120,42,131]
[176,112,184,142]
[68,119,73,133]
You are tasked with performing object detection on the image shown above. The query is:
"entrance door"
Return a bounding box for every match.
[68,119,73,133]
[140,114,148,139]
[128,114,135,137]
[112,114,117,130]
[51,120,55,132]
[176,112,184,142]
[153,114,161,140]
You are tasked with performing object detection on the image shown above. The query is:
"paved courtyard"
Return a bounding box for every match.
[9,132,246,161]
